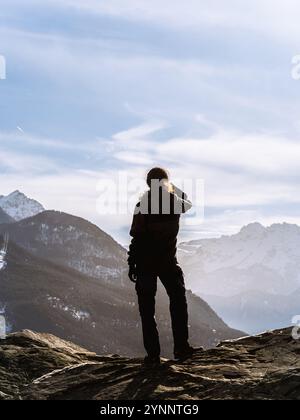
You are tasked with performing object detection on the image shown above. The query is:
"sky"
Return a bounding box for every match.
[1,0,300,244]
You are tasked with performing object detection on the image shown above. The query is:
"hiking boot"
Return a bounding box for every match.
[174,346,204,361]
[142,355,161,367]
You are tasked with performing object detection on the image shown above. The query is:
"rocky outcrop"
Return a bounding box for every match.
[0,330,98,400]
[1,328,299,400]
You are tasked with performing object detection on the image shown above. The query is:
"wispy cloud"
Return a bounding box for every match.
[157,131,300,176]
[113,121,166,142]
[109,121,300,206]
[44,0,300,47]
[0,148,59,174]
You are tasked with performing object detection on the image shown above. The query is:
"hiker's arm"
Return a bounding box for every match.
[128,205,147,282]
[171,184,193,214]
[128,232,138,269]
[128,236,138,283]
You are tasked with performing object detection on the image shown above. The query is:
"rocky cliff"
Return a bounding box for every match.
[0,328,299,400]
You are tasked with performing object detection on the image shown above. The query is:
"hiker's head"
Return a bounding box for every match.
[146,167,169,188]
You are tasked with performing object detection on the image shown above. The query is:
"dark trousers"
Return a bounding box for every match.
[135,263,189,357]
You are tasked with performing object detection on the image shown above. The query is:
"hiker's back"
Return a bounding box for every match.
[129,186,191,269]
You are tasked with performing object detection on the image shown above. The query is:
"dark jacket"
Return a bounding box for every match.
[128,185,192,271]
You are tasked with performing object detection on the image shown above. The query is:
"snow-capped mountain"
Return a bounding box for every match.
[0,191,44,221]
[178,223,300,333]
[179,222,300,296]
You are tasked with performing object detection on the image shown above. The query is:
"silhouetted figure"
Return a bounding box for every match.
[128,168,195,366]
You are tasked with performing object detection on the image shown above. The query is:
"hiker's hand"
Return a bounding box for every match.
[172,184,187,200]
[128,267,138,283]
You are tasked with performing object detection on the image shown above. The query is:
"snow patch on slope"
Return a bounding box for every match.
[47,296,91,321]
[0,234,8,271]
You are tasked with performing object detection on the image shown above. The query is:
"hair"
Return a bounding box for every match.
[146,167,169,188]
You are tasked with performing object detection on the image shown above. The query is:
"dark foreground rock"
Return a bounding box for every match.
[0,328,299,400]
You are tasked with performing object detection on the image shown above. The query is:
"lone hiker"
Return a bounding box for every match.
[128,167,196,366]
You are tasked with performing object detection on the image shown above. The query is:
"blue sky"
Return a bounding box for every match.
[1,0,300,243]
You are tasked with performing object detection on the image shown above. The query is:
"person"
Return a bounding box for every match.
[128,167,196,366]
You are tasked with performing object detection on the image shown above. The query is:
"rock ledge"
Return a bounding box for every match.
[0,328,299,400]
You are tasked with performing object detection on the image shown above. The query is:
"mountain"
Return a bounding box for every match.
[203,290,300,333]
[0,191,44,221]
[0,240,243,357]
[0,210,127,282]
[178,222,300,333]
[1,327,299,400]
[0,208,14,225]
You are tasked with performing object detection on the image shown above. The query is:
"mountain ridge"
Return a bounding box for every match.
[178,221,300,333]
[0,210,127,282]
